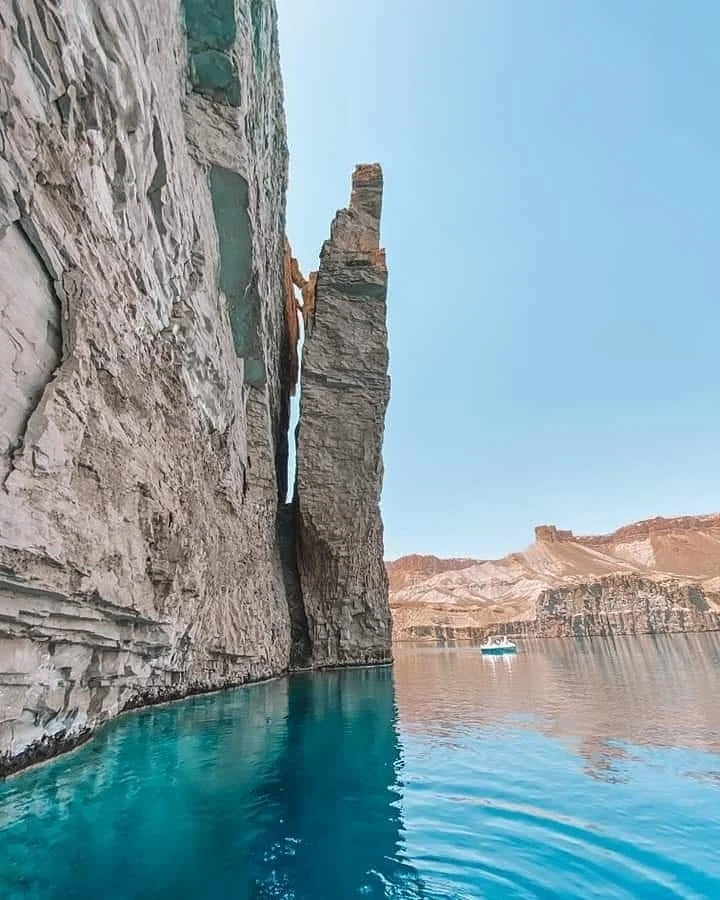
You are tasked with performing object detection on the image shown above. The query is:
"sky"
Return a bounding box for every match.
[276,0,720,561]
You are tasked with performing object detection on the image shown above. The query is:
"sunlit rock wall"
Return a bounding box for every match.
[393,576,720,642]
[0,0,291,774]
[529,575,720,638]
[295,165,392,666]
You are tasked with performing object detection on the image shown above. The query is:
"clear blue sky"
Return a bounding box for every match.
[277,0,720,561]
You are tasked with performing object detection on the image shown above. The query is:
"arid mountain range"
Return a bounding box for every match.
[388,514,720,641]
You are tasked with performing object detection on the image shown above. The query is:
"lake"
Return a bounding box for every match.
[2,634,720,899]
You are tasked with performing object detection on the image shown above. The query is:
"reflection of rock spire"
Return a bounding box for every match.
[248,667,425,897]
[295,164,392,667]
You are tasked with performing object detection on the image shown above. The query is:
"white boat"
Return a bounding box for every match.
[480,635,518,655]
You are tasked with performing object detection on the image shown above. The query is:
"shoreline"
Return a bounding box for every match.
[392,626,720,644]
[0,656,394,781]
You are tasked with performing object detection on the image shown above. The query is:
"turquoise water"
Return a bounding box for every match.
[2,634,720,899]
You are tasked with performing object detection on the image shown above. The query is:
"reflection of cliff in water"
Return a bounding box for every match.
[0,668,425,899]
[248,666,425,898]
[0,681,294,897]
[393,634,720,779]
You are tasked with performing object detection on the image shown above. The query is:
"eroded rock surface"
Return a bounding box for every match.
[0,0,293,774]
[295,165,392,666]
[0,223,62,482]
[0,3,395,775]
[530,574,718,638]
[394,576,720,642]
[390,514,720,641]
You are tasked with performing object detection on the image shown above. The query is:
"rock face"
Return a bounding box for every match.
[390,514,720,641]
[386,555,478,594]
[0,2,392,775]
[295,165,392,667]
[529,574,718,637]
[0,0,291,775]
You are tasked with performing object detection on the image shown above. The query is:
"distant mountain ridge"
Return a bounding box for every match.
[388,513,720,640]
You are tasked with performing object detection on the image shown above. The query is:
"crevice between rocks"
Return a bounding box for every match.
[276,501,312,668]
[277,240,312,667]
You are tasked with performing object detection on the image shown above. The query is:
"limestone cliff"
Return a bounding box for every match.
[0,1,392,775]
[295,165,392,666]
[390,514,720,641]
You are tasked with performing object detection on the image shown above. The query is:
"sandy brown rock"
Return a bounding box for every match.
[282,238,301,393]
[295,164,392,666]
[288,249,318,333]
[386,555,478,594]
[391,514,720,641]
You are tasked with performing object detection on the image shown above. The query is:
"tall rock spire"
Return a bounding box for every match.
[295,164,392,666]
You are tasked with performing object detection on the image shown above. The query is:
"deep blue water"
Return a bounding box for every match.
[2,634,720,899]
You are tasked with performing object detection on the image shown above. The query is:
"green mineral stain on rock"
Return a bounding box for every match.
[190,50,241,106]
[191,50,233,89]
[182,0,240,107]
[209,166,265,388]
[182,0,236,51]
[250,0,264,70]
[688,587,710,612]
[210,167,251,299]
[244,357,266,389]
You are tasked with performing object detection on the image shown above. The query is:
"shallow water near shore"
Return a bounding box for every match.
[2,634,720,899]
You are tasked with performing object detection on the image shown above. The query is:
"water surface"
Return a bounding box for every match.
[2,634,720,898]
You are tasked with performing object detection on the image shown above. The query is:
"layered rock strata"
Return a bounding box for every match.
[295,165,392,666]
[394,575,720,642]
[390,514,720,642]
[0,1,392,775]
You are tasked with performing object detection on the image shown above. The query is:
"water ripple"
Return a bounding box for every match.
[0,637,719,898]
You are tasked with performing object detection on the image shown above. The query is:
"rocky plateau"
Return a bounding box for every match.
[389,514,720,641]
